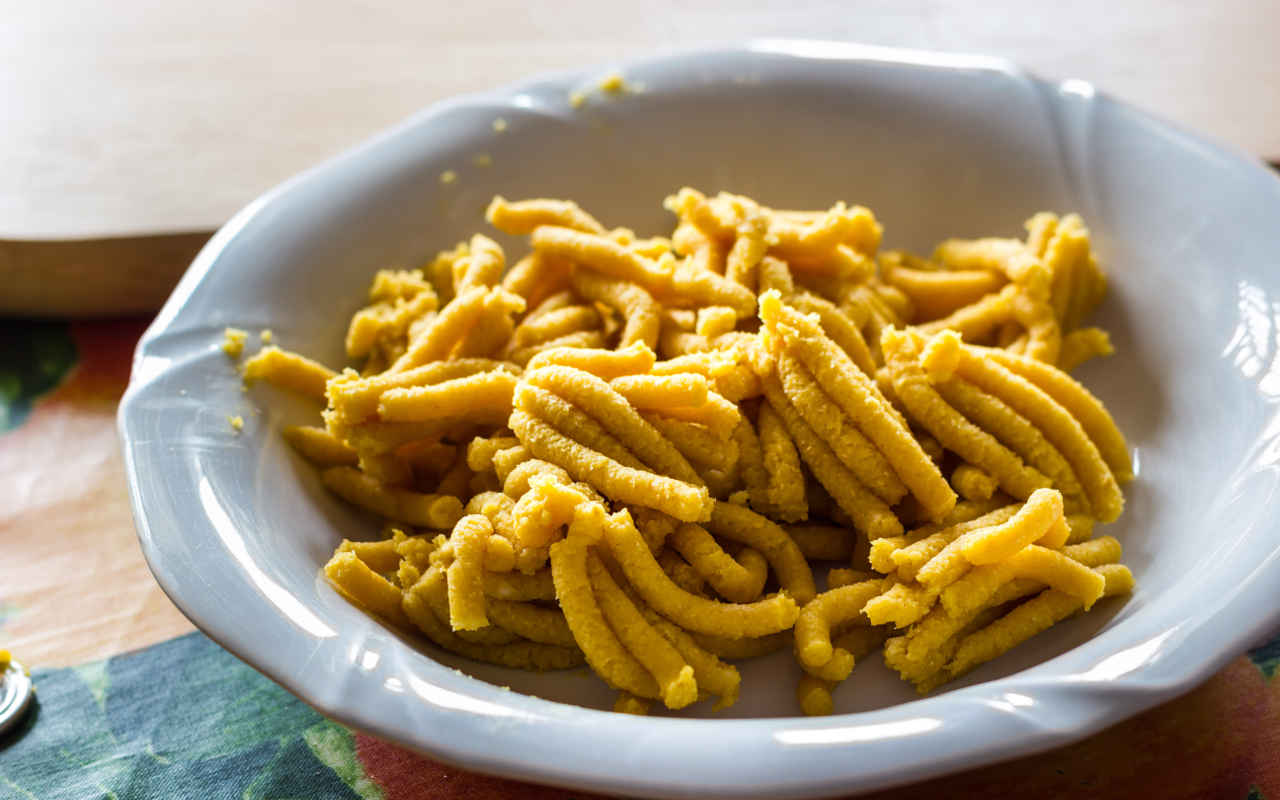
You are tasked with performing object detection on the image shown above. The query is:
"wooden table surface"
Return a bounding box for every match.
[3,0,1278,313]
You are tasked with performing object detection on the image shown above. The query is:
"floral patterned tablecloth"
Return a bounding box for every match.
[1,316,1277,799]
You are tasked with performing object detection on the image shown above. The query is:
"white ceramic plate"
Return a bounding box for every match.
[119,41,1280,798]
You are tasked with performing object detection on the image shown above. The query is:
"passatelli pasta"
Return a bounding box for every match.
[236,189,1134,715]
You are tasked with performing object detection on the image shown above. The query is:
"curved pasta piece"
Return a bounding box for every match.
[755,402,809,522]
[953,347,1123,522]
[657,548,708,595]
[994,544,1106,608]
[549,510,660,698]
[639,607,741,710]
[881,252,1006,322]
[445,514,493,630]
[512,474,593,548]
[569,268,660,349]
[665,256,758,318]
[612,373,709,410]
[955,489,1062,566]
[602,509,799,637]
[977,346,1132,482]
[643,414,737,473]
[769,204,882,262]
[525,340,656,380]
[776,351,907,505]
[915,283,1019,343]
[796,674,836,717]
[378,370,517,423]
[511,408,712,522]
[760,372,902,539]
[283,425,358,466]
[950,464,998,502]
[650,390,742,440]
[507,305,601,353]
[586,552,698,709]
[932,236,1040,283]
[327,358,517,424]
[500,454,560,497]
[861,581,940,629]
[532,226,673,292]
[391,286,489,371]
[881,329,1051,501]
[402,567,583,670]
[1057,327,1113,372]
[525,365,704,485]
[321,467,464,528]
[453,234,506,293]
[669,523,768,604]
[935,377,1085,500]
[705,501,818,604]
[243,347,337,399]
[514,383,647,471]
[323,550,410,629]
[787,292,877,377]
[794,578,886,668]
[485,195,605,235]
[760,292,954,519]
[945,564,1134,680]
[903,577,1042,665]
[725,212,769,290]
[613,693,652,715]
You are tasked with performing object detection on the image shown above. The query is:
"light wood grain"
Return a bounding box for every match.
[4,0,1278,241]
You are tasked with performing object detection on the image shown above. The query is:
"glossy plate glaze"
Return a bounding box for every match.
[119,41,1280,798]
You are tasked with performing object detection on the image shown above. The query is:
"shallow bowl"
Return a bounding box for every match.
[120,41,1280,798]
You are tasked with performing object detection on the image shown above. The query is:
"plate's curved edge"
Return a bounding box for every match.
[117,40,1280,800]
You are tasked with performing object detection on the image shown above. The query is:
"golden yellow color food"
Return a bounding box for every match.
[243,346,336,399]
[246,188,1135,714]
[222,327,248,358]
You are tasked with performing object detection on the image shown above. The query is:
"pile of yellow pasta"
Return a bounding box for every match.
[235,188,1134,716]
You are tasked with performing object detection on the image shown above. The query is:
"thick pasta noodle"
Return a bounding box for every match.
[245,187,1134,715]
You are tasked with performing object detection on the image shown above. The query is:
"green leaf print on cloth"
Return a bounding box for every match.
[0,318,77,434]
[4,627,1278,798]
[0,634,379,800]
[1250,636,1280,680]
